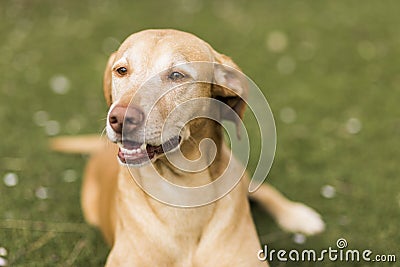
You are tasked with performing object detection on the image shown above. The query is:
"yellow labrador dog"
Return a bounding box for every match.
[52,29,324,266]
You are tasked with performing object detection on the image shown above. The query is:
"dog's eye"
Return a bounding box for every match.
[168,71,185,81]
[116,67,128,76]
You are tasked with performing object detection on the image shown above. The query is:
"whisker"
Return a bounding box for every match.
[100,127,107,138]
[99,127,112,149]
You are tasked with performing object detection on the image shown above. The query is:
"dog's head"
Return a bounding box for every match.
[104,29,248,167]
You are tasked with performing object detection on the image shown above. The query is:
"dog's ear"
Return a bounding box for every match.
[103,52,116,107]
[212,51,248,138]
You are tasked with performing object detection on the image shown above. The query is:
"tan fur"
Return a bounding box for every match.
[50,135,105,154]
[52,29,324,266]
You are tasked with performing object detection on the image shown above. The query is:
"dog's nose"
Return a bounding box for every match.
[109,104,144,134]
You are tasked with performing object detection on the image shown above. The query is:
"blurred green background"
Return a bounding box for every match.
[1,0,399,266]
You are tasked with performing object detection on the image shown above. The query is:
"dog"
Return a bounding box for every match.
[51,29,324,266]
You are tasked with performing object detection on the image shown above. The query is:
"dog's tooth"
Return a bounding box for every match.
[120,145,145,155]
[122,148,134,155]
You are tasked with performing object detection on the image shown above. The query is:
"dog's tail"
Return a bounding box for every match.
[49,135,107,154]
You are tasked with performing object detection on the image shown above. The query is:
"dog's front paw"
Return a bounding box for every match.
[276,202,325,235]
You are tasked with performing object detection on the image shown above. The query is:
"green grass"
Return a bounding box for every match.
[1,0,400,266]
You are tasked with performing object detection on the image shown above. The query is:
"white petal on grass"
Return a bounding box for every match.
[3,173,18,187]
[321,185,336,199]
[45,120,60,136]
[280,107,297,124]
[266,31,288,53]
[33,110,49,126]
[277,56,296,75]
[63,169,77,183]
[0,257,7,267]
[0,247,7,257]
[50,75,70,94]
[35,186,49,199]
[293,233,306,244]
[346,118,362,134]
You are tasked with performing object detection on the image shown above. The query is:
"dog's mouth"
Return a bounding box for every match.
[117,136,182,166]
